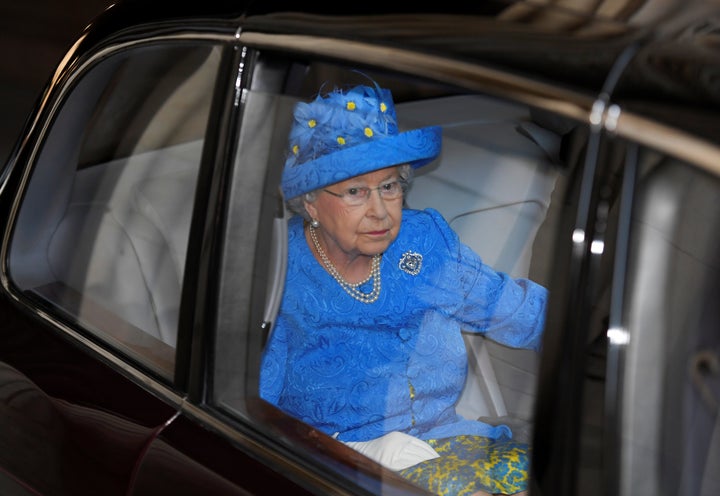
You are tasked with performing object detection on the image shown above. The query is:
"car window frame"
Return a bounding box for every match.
[0,33,240,397]
[208,33,602,494]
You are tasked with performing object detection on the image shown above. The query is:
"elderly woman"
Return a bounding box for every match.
[259,82,547,496]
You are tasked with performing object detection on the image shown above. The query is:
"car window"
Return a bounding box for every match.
[613,147,720,496]
[8,42,223,379]
[213,55,588,493]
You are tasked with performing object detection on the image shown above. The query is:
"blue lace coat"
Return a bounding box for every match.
[260,208,547,442]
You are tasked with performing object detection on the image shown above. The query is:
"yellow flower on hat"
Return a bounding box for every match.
[364,127,373,138]
[380,102,387,113]
[292,144,299,155]
[347,101,356,111]
[308,119,317,128]
[337,136,346,145]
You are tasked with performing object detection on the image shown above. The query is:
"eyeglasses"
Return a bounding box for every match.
[322,180,406,206]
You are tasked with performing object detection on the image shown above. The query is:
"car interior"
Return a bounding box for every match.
[8,41,583,476]
[8,44,221,377]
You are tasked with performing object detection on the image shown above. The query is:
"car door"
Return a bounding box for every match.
[0,28,290,494]
[597,26,720,496]
[532,17,720,495]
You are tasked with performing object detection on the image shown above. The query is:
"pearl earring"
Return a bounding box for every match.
[311,219,320,228]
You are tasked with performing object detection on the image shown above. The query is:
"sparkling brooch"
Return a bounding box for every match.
[399,251,423,276]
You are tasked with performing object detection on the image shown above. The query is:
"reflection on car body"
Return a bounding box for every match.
[0,0,719,495]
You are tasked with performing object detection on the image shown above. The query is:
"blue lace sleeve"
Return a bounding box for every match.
[424,208,547,351]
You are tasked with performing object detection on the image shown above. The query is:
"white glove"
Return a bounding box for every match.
[343,431,440,470]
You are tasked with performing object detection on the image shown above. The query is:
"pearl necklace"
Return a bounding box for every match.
[309,224,382,304]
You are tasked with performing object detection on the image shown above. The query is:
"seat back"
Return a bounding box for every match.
[40,141,201,347]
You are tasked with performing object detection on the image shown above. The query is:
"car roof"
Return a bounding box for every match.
[64,0,720,142]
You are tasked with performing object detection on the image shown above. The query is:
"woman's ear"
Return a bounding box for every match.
[304,198,318,221]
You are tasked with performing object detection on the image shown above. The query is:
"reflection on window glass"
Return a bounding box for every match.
[9,43,222,378]
[215,61,578,494]
[620,153,720,496]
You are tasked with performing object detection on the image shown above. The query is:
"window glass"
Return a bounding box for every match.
[215,56,584,494]
[9,43,223,379]
[618,150,720,495]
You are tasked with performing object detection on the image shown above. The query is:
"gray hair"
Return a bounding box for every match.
[286,164,414,220]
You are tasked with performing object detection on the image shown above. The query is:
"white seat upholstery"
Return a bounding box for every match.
[42,141,202,347]
[48,203,181,345]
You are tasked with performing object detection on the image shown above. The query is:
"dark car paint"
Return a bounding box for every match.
[0,286,312,495]
[1,1,719,495]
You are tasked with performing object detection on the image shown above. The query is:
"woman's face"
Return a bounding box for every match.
[305,166,404,260]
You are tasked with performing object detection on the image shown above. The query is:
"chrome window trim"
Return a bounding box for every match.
[239,31,596,122]
[613,111,720,176]
[239,31,720,179]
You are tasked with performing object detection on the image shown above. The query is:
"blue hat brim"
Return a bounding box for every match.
[281,126,442,199]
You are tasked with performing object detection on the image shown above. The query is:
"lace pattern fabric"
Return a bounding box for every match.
[259,208,547,443]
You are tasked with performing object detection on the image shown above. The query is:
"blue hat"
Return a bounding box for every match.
[281,84,442,199]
